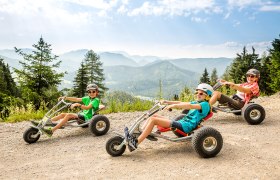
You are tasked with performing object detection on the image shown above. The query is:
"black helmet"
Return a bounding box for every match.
[86,84,98,91]
[246,69,260,78]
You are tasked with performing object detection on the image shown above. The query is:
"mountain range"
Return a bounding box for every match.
[0,48,232,98]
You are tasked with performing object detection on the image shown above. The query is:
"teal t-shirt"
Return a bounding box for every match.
[178,101,210,133]
[80,96,100,121]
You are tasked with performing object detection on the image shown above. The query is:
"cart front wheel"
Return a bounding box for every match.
[23,127,40,144]
[192,127,223,158]
[106,136,126,157]
[89,115,110,136]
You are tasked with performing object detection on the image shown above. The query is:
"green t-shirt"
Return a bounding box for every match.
[80,96,100,121]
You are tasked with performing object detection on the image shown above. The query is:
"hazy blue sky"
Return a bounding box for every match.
[0,0,279,58]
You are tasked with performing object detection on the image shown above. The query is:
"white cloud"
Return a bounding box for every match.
[127,0,219,16]
[68,0,118,10]
[191,17,208,23]
[0,0,92,25]
[227,0,262,8]
[259,5,280,12]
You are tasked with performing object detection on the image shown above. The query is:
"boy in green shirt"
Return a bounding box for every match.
[38,84,100,137]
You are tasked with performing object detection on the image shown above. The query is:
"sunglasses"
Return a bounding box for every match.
[195,91,206,96]
[246,75,256,78]
[88,90,97,94]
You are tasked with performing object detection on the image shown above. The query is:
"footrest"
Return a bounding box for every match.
[156,125,188,137]
[157,126,171,132]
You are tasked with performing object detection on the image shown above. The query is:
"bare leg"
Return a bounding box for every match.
[137,116,171,144]
[141,114,165,130]
[52,113,78,132]
[51,113,67,122]
[209,91,222,106]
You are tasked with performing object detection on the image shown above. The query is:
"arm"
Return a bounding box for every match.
[61,96,82,102]
[160,100,182,105]
[71,103,92,110]
[223,81,251,94]
[165,102,201,111]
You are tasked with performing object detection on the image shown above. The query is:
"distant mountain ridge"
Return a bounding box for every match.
[0,48,233,98]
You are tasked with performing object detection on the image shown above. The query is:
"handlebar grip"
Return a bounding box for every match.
[168,108,172,112]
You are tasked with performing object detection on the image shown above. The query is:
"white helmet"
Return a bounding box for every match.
[196,83,213,96]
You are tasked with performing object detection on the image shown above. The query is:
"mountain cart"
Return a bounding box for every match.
[23,99,110,144]
[106,102,223,158]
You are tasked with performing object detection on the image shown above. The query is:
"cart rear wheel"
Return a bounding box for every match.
[106,136,126,157]
[23,127,40,144]
[89,115,110,136]
[242,104,265,125]
[192,127,223,158]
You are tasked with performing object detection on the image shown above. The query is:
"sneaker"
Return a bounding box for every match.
[124,127,138,152]
[31,120,57,127]
[212,107,218,113]
[146,134,158,141]
[42,127,53,137]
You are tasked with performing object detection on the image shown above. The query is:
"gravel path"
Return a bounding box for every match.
[1,94,280,179]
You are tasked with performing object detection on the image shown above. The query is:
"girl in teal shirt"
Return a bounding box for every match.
[125,83,213,152]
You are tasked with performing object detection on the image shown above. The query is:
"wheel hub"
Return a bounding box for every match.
[203,136,217,151]
[96,121,106,131]
[249,109,261,120]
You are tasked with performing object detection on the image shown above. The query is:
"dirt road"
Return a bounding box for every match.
[1,94,280,179]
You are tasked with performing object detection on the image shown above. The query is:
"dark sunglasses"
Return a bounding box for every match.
[195,91,206,96]
[88,90,96,94]
[246,74,256,78]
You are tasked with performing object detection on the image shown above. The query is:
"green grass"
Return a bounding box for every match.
[2,91,154,122]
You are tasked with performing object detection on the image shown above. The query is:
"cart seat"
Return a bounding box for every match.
[156,112,214,136]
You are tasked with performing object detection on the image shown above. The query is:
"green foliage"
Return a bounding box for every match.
[84,50,108,96]
[4,102,46,122]
[210,68,218,86]
[229,46,261,84]
[268,35,280,92]
[200,68,210,84]
[0,59,19,96]
[179,86,194,102]
[14,37,64,109]
[73,61,89,97]
[102,91,153,113]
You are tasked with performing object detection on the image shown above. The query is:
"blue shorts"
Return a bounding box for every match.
[171,120,184,132]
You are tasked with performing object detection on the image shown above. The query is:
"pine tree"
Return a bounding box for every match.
[210,68,218,86]
[268,35,280,92]
[14,37,64,109]
[229,46,261,84]
[0,59,18,96]
[73,61,89,97]
[200,68,210,84]
[84,50,108,96]
[259,53,273,95]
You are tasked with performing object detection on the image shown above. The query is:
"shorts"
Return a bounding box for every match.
[77,113,85,124]
[219,94,245,110]
[171,120,184,132]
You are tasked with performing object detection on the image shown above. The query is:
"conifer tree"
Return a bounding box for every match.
[0,59,18,96]
[200,68,210,84]
[84,50,108,96]
[268,35,280,92]
[14,37,64,108]
[259,53,273,95]
[229,46,261,83]
[210,68,218,86]
[73,61,89,97]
